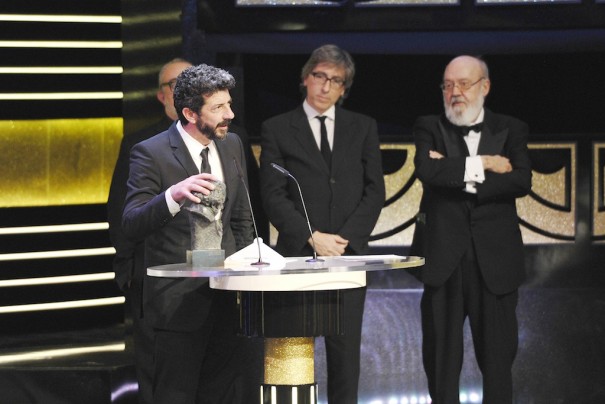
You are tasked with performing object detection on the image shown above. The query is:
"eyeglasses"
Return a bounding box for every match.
[160,78,177,91]
[440,77,485,93]
[310,72,345,89]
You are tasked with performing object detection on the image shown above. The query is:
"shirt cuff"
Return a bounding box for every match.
[165,187,180,216]
[464,156,485,183]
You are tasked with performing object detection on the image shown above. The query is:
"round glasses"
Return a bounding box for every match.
[440,77,485,93]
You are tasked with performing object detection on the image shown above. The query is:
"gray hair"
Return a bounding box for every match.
[301,44,356,92]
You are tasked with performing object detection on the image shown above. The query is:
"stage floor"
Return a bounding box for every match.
[1,286,604,403]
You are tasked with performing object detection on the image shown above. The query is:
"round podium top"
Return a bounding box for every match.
[147,255,424,292]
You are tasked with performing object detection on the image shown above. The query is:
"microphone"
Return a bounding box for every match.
[232,158,269,266]
[270,162,323,263]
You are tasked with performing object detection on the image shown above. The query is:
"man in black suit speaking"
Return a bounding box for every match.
[122,64,256,403]
[107,58,192,404]
[410,55,532,403]
[260,44,385,403]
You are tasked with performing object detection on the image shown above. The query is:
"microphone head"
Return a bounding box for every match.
[271,162,290,177]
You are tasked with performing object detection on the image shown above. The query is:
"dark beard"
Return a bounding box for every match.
[196,119,231,141]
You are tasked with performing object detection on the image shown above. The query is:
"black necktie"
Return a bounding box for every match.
[457,122,483,136]
[316,116,331,169]
[200,147,211,174]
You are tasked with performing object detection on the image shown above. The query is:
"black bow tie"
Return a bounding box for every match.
[457,122,483,136]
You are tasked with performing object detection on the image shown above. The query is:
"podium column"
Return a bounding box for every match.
[261,337,317,403]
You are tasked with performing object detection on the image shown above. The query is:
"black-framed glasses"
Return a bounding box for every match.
[440,77,485,93]
[310,71,345,89]
[160,78,177,91]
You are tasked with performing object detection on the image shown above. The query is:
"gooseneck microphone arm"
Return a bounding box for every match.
[270,162,323,263]
[233,158,268,266]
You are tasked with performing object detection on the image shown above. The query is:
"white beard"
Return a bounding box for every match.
[444,94,484,126]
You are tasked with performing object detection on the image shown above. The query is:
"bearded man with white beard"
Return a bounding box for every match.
[409,55,532,404]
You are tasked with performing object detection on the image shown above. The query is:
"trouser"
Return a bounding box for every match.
[325,286,367,404]
[421,254,519,404]
[151,291,263,404]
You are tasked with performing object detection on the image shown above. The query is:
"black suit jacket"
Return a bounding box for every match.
[260,105,385,256]
[107,117,174,292]
[107,118,263,292]
[410,109,532,295]
[122,123,253,331]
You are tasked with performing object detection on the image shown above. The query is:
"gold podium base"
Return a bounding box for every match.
[261,337,318,404]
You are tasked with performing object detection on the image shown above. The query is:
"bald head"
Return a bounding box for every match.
[444,55,489,82]
[157,58,193,120]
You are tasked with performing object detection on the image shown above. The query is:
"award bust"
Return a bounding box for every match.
[184,180,226,267]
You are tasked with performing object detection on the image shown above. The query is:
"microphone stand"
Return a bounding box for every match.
[271,163,323,263]
[233,159,269,266]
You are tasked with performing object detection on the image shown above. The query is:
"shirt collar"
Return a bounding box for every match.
[176,120,214,158]
[303,100,336,122]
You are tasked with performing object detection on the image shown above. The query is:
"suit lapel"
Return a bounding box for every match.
[168,125,199,177]
[214,136,237,207]
[291,107,329,173]
[477,117,508,155]
[439,117,468,158]
[330,108,350,172]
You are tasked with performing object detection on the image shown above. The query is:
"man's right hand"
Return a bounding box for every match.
[170,173,217,204]
[309,231,349,257]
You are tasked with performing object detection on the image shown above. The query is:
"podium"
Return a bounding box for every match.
[148,254,424,404]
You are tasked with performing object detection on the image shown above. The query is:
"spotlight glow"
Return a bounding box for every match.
[0,222,109,235]
[0,342,125,364]
[0,67,123,74]
[0,92,123,100]
[0,247,116,261]
[0,273,115,288]
[0,14,121,23]
[0,296,125,314]
[0,40,122,48]
[111,382,138,402]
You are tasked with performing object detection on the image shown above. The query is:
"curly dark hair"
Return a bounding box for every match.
[173,64,235,125]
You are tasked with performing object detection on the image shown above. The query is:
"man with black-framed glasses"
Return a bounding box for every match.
[260,44,385,403]
[410,55,532,403]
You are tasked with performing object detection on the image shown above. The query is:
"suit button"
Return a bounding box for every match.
[330,178,336,184]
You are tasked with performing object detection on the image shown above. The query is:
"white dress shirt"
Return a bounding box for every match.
[463,109,486,194]
[303,100,335,151]
[165,121,224,215]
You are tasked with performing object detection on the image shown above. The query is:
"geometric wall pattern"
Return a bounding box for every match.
[263,142,582,248]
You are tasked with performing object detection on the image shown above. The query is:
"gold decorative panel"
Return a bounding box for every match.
[0,118,123,207]
[370,144,420,247]
[594,142,605,242]
[517,143,576,244]
[249,142,580,247]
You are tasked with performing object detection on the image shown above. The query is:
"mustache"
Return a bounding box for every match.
[217,119,231,128]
